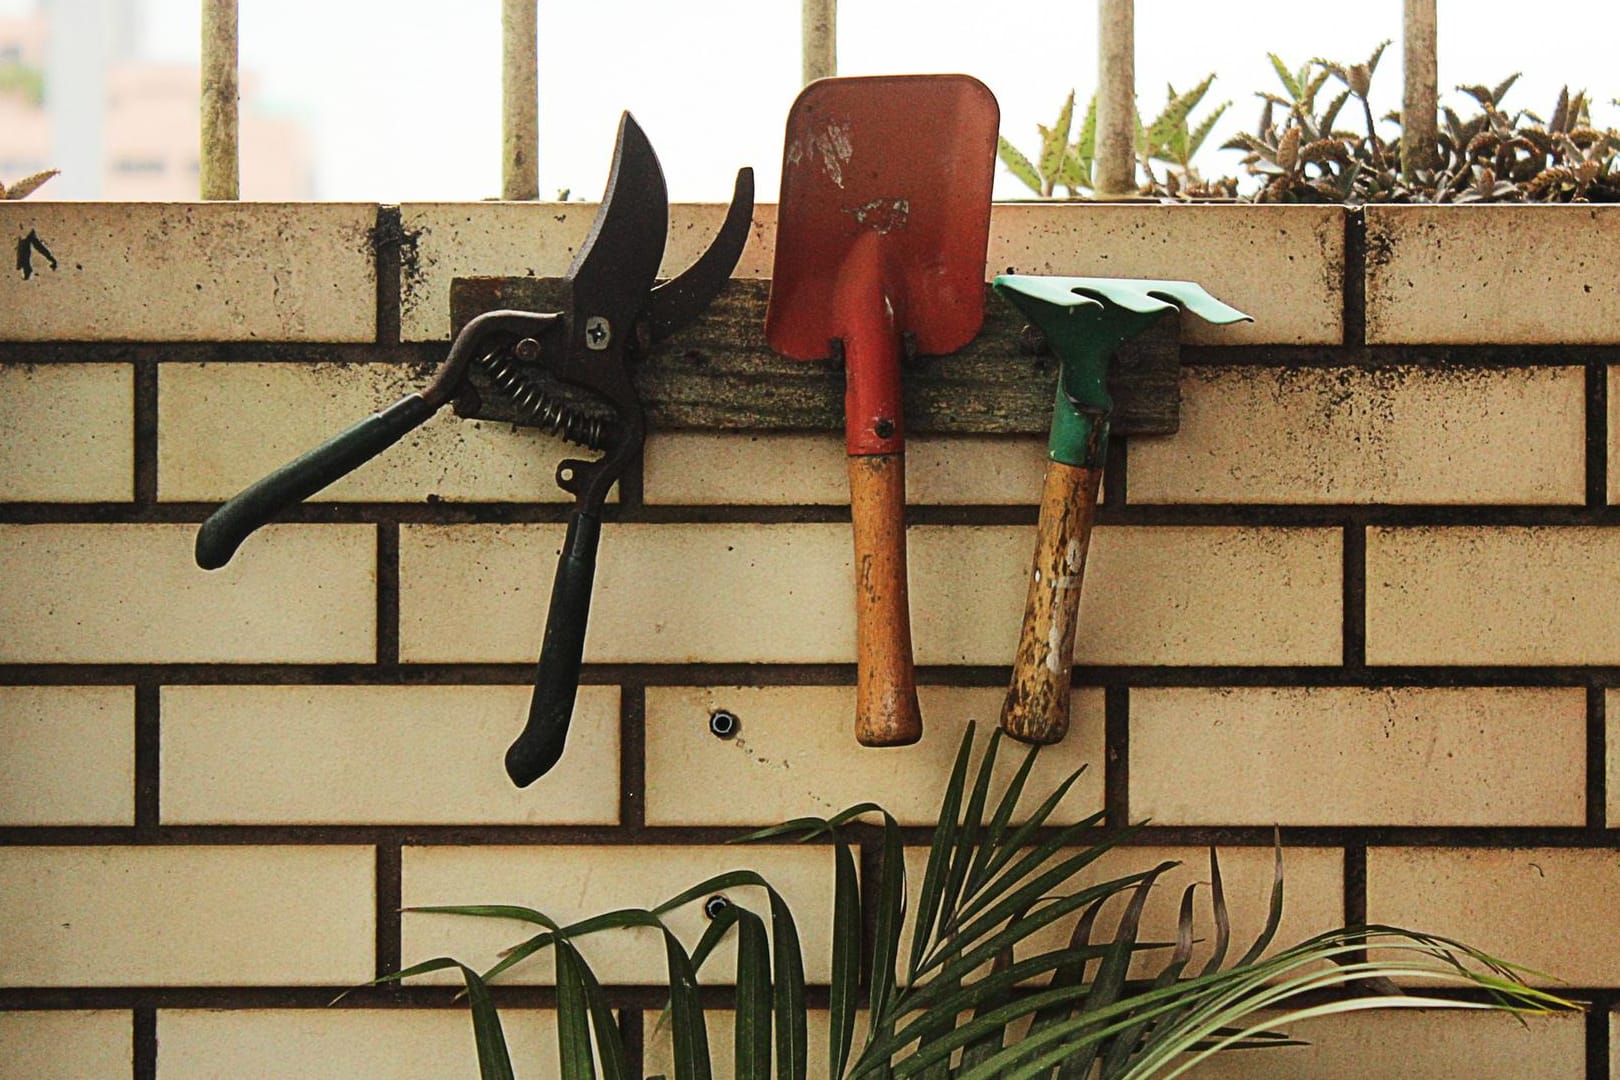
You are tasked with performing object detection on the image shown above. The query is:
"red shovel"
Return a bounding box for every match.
[766,75,998,745]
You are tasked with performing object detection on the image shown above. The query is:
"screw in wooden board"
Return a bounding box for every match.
[708,709,739,739]
[704,895,731,919]
[585,315,611,350]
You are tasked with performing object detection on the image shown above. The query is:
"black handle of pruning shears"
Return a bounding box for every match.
[505,510,601,785]
[195,395,435,570]
[194,308,561,571]
[501,120,754,787]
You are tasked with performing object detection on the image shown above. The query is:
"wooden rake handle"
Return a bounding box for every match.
[849,453,922,746]
[1000,460,1102,744]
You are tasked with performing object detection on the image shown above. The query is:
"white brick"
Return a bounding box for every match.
[642,432,1051,506]
[0,846,374,986]
[987,204,1343,345]
[643,685,1105,826]
[158,362,578,503]
[644,1009,846,1080]
[0,203,377,342]
[1367,847,1620,987]
[1611,690,1620,828]
[1182,1009,1585,1079]
[643,433,848,505]
[0,686,133,826]
[1131,366,1585,505]
[910,525,1341,666]
[1367,526,1620,665]
[161,685,619,825]
[0,524,375,663]
[158,1008,558,1079]
[402,845,835,985]
[1367,205,1620,345]
[399,523,851,663]
[0,363,133,502]
[0,1010,131,1079]
[1131,687,1585,826]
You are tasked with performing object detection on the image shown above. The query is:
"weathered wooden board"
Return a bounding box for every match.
[448,277,1180,435]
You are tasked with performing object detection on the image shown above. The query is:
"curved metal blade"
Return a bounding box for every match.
[565,112,669,354]
[644,166,755,342]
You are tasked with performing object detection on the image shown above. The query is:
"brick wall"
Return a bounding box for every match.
[1,201,1617,1078]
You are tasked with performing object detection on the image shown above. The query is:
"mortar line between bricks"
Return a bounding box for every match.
[1180,343,1620,368]
[133,679,160,836]
[1104,686,1129,829]
[620,1006,645,1077]
[1588,361,1609,508]
[374,206,404,348]
[1342,208,1367,348]
[133,1006,156,1080]
[1588,685,1608,832]
[621,683,647,830]
[376,523,401,668]
[1105,433,1128,506]
[1588,1000,1612,1080]
[375,843,402,980]
[1342,520,1367,669]
[0,342,446,366]
[132,356,159,506]
[9,342,1617,370]
[11,663,1620,689]
[1342,845,1367,926]
[14,501,1620,529]
[13,823,1611,850]
[0,985,840,1011]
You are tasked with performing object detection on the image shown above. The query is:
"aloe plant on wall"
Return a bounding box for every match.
[394,727,1568,1079]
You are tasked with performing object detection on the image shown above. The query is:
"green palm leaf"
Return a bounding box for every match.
[393,732,1573,1080]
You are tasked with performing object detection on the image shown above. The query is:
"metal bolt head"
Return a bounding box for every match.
[513,337,542,362]
[708,709,739,739]
[703,895,730,919]
[584,316,611,350]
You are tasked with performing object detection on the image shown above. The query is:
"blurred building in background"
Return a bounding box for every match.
[0,0,313,198]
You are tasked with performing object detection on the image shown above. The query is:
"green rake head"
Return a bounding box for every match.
[992,275,1251,467]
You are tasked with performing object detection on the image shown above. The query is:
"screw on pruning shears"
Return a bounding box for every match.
[193,112,754,788]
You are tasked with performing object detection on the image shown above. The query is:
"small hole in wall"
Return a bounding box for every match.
[708,709,739,739]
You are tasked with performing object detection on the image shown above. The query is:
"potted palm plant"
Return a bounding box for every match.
[389,726,1570,1079]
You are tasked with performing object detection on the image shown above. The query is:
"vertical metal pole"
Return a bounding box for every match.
[200,0,239,200]
[801,0,836,85]
[502,0,539,200]
[1401,0,1439,178]
[1094,0,1135,198]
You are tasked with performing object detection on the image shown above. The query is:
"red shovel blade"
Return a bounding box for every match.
[766,74,999,363]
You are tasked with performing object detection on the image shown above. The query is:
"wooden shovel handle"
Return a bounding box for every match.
[849,453,922,746]
[1001,461,1102,745]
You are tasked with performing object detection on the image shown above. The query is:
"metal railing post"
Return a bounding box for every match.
[200,0,239,200]
[802,0,836,85]
[503,0,539,200]
[1094,0,1135,198]
[1402,0,1439,179]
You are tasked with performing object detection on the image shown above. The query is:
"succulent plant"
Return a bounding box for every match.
[1007,48,1618,204]
[0,169,58,200]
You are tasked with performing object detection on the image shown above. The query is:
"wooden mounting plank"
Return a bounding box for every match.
[448,277,1180,436]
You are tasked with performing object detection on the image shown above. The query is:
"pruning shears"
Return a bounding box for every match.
[194,113,754,786]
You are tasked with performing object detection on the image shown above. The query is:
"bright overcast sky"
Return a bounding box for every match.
[7,0,1620,201]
